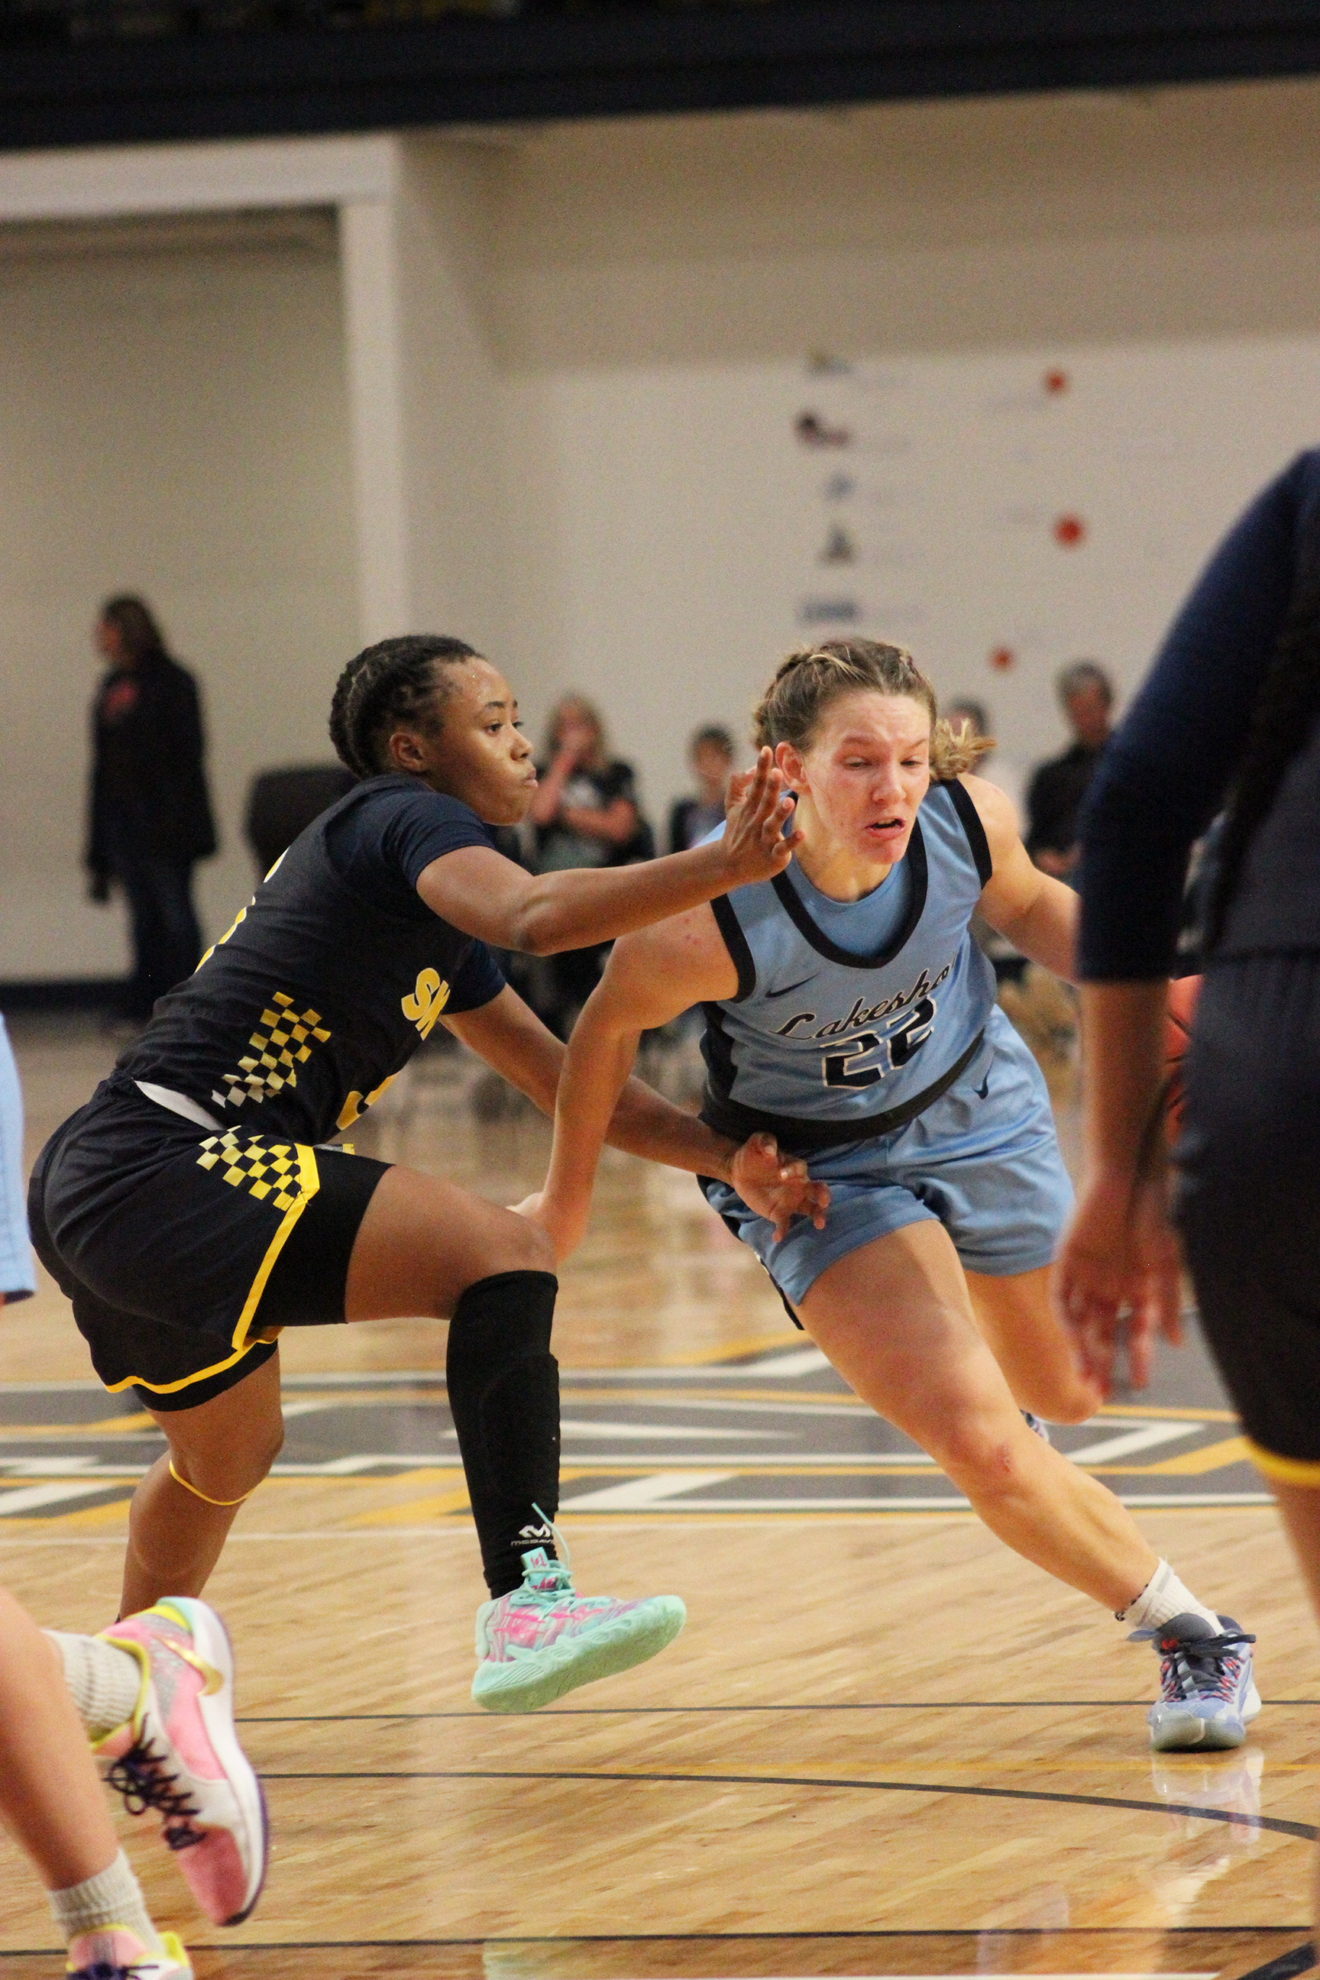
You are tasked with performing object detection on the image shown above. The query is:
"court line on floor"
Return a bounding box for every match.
[236,1701,1178,1718]
[253,1766,1317,1839]
[3,1927,1303,1950]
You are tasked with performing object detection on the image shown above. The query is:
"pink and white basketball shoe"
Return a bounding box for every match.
[96,1598,268,1926]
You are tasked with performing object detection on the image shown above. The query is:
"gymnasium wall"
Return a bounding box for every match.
[5,80,1320,981]
[0,216,357,979]
[491,81,1320,815]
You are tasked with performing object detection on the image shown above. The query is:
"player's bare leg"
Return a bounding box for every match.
[125,1165,681,1709]
[0,1586,196,1975]
[124,1351,285,1617]
[342,1163,553,1319]
[0,1590,120,1889]
[1267,1481,1320,1931]
[122,1170,550,1616]
[965,1264,1103,1423]
[797,1221,1158,1609]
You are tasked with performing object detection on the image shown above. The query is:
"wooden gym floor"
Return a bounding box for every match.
[0,1015,1316,1980]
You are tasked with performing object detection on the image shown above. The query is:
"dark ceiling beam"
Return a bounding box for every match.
[5,1,1320,151]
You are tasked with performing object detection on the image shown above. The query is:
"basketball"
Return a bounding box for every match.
[1164,973,1202,1138]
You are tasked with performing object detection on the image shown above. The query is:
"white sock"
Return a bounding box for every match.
[49,1849,162,1954]
[1117,1559,1220,1632]
[44,1630,142,1742]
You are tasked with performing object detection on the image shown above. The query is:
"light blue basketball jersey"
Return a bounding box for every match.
[701,779,997,1149]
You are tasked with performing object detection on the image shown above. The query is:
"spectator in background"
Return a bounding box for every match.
[528,694,653,1033]
[86,596,217,1020]
[1025,661,1115,878]
[946,695,1028,826]
[669,725,735,852]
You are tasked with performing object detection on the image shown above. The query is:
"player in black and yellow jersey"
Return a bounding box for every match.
[31,635,822,1715]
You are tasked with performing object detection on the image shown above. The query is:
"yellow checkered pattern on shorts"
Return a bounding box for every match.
[197,1131,309,1214]
[212,990,332,1114]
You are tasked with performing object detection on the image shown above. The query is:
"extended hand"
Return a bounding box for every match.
[721,749,801,885]
[1053,1170,1183,1395]
[730,1133,829,1242]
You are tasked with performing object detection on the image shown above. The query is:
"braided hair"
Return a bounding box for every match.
[1206,520,1320,951]
[329,635,479,779]
[752,638,993,781]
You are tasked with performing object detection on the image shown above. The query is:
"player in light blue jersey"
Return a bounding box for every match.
[528,639,1256,1752]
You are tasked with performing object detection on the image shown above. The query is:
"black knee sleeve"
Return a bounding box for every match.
[446,1270,560,1597]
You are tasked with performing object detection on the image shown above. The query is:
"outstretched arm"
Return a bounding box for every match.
[444,983,733,1173]
[418,749,798,956]
[445,982,828,1231]
[523,910,828,1260]
[965,773,1079,982]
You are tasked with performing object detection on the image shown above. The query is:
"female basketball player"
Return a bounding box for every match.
[531,638,1257,1750]
[1058,450,1320,1907]
[31,635,822,1717]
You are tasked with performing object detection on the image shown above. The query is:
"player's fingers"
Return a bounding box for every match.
[756,790,791,841]
[744,747,772,807]
[1126,1307,1156,1390]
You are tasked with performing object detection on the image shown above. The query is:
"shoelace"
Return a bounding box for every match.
[69,1959,160,1979]
[104,1735,205,1849]
[1143,1625,1256,1702]
[531,1503,571,1574]
[505,1507,585,1615]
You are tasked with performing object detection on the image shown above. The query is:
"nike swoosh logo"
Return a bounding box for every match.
[174,1644,226,1696]
[764,977,817,1000]
[975,1075,990,1100]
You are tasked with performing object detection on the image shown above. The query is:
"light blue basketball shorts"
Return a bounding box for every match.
[700,1005,1072,1310]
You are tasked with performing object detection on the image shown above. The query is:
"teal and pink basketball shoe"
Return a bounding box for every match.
[473,1547,686,1713]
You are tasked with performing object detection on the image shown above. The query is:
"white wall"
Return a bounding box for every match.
[501,337,1320,818]
[0,217,357,976]
[5,79,1320,978]
[490,80,1320,816]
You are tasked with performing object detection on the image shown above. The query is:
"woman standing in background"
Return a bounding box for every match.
[528,694,652,1033]
[87,596,217,1021]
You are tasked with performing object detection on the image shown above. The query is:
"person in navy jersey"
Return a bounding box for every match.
[529,638,1254,1751]
[32,634,818,1717]
[1060,451,1320,1796]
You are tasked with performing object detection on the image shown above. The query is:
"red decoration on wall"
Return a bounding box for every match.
[989,646,1015,671]
[1053,513,1086,547]
[1043,367,1069,395]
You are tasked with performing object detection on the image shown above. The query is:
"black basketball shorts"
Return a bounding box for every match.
[29,1084,390,1411]
[1175,952,1320,1480]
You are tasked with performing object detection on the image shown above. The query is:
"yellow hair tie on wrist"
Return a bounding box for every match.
[168,1460,254,1508]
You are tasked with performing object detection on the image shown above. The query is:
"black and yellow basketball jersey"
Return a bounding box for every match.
[112,774,504,1144]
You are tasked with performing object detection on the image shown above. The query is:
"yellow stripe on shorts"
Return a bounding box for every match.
[1246,1439,1320,1488]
